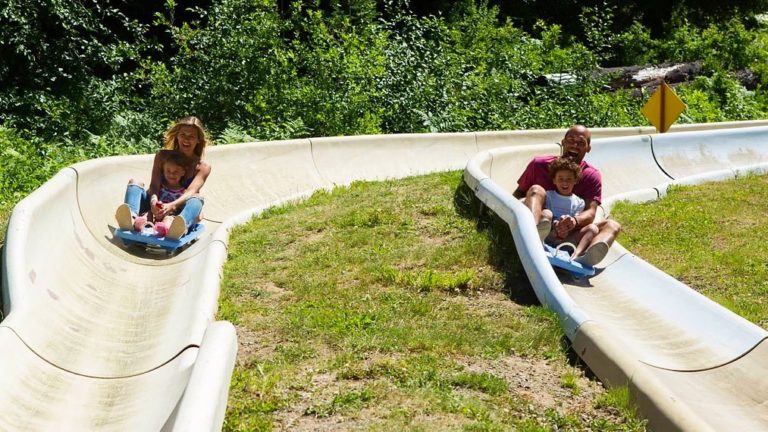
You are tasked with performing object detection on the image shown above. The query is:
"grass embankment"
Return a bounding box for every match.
[219,171,644,431]
[611,173,768,327]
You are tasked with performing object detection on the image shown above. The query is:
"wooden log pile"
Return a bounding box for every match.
[537,62,759,96]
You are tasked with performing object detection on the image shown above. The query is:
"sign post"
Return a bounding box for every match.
[641,81,687,133]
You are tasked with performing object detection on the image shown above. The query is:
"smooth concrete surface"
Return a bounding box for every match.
[465,124,768,430]
[311,133,478,184]
[2,120,768,430]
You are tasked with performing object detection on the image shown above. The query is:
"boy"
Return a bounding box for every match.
[541,157,599,262]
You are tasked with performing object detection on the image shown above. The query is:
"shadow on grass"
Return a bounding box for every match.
[559,334,599,378]
[453,178,538,306]
[453,178,600,379]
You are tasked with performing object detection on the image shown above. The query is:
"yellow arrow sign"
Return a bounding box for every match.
[641,82,687,133]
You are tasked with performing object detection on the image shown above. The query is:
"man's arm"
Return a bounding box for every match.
[553,199,598,238]
[575,199,598,228]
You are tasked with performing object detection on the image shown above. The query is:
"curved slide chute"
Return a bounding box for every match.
[465,125,768,431]
[1,120,766,430]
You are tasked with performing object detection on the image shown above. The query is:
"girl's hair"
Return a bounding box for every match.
[548,157,582,180]
[163,116,209,157]
[163,151,188,171]
[163,151,189,183]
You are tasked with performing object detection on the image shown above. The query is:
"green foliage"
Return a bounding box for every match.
[658,17,767,72]
[377,265,476,293]
[0,127,77,205]
[145,0,288,134]
[0,0,151,139]
[612,174,768,326]
[451,371,509,395]
[580,1,619,64]
[678,72,763,122]
[2,0,768,219]
[595,386,641,421]
[304,387,375,417]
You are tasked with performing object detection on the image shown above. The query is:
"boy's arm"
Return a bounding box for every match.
[554,199,597,238]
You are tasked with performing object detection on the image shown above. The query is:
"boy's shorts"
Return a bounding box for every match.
[545,228,583,247]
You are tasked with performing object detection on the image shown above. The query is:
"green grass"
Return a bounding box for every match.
[0,204,11,245]
[611,173,768,327]
[219,170,645,431]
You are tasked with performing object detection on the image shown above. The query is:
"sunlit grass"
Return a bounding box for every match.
[611,173,768,327]
[219,170,644,431]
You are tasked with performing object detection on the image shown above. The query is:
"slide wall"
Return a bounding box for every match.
[1,120,766,430]
[464,125,768,431]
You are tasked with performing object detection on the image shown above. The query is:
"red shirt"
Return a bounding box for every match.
[517,155,602,204]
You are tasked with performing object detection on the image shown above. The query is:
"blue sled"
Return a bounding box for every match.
[543,243,595,277]
[114,224,204,254]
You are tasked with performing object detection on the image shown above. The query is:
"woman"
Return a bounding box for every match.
[115,116,212,240]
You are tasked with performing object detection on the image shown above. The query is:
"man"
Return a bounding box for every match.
[512,124,621,266]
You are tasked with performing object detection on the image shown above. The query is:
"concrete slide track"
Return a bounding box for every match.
[464,125,768,431]
[0,121,765,430]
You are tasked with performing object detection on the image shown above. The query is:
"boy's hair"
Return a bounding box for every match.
[548,157,582,180]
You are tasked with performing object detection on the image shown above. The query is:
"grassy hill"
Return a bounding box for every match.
[218,170,645,431]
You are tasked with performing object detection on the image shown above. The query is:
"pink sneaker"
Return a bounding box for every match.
[155,221,169,238]
[133,215,149,232]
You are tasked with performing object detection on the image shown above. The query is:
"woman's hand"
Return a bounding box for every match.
[154,201,177,220]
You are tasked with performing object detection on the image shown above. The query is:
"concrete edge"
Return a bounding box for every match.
[164,321,238,431]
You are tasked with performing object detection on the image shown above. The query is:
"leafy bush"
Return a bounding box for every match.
[0,127,77,206]
[678,73,763,122]
[658,16,768,72]
[2,0,768,216]
[0,0,151,140]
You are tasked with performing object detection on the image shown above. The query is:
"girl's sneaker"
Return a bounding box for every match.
[133,215,150,232]
[166,215,187,240]
[115,204,135,230]
[154,221,169,238]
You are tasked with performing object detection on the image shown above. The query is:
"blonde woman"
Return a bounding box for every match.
[115,116,212,239]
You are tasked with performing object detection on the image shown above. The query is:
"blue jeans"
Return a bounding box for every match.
[123,184,203,230]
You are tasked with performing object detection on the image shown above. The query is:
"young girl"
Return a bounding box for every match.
[132,151,197,238]
[541,157,599,260]
[115,116,211,240]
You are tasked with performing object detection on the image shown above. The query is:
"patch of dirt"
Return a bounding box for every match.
[232,281,290,364]
[260,280,289,297]
[455,355,608,416]
[234,324,282,364]
[443,289,526,314]
[274,371,339,431]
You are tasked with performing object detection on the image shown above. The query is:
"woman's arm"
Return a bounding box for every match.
[183,159,211,196]
[148,150,169,198]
